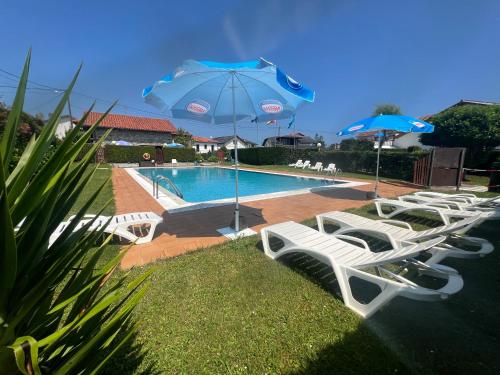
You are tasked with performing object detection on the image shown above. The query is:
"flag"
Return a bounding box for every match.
[266,119,277,126]
[288,114,296,128]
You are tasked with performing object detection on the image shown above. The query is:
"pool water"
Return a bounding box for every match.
[137,167,336,203]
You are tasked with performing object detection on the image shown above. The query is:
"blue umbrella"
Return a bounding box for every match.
[164,142,185,148]
[336,114,434,196]
[115,140,132,146]
[143,58,314,232]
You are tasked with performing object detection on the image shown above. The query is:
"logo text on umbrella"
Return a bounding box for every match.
[261,100,283,114]
[186,100,210,114]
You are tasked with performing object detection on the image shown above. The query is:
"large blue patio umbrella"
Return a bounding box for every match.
[143,58,314,232]
[337,115,434,196]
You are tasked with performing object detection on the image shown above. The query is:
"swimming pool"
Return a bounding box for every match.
[136,167,339,203]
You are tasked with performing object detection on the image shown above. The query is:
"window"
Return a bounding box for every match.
[196,144,199,151]
[211,145,214,151]
[204,144,207,150]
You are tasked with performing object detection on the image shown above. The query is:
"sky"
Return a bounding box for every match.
[1,0,500,145]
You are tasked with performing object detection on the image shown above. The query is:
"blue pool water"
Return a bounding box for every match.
[137,167,337,203]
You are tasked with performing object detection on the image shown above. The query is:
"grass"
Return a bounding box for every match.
[69,164,115,216]
[78,165,499,374]
[462,173,490,186]
[105,236,406,374]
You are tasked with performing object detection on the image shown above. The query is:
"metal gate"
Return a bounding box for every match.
[413,147,466,188]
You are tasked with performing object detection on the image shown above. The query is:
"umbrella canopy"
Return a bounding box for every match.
[336,114,434,196]
[336,114,434,136]
[114,140,132,146]
[142,58,314,124]
[143,58,314,233]
[164,142,185,148]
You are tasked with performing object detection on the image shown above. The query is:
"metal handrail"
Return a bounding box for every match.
[332,168,342,182]
[153,175,183,199]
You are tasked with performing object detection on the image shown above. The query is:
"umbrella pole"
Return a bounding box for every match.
[374,132,383,197]
[231,73,240,233]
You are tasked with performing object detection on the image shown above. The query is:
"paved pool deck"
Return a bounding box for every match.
[112,167,418,268]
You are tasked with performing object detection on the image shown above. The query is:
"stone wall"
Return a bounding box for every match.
[93,128,173,144]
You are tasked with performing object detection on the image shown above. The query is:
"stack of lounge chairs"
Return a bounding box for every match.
[288,159,341,175]
[260,191,498,318]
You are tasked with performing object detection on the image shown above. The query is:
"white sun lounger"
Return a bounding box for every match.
[261,221,462,318]
[317,211,493,264]
[309,162,323,171]
[324,163,336,174]
[288,159,303,167]
[49,212,163,247]
[412,191,500,207]
[171,159,178,165]
[374,198,495,225]
[399,194,500,216]
[302,160,311,169]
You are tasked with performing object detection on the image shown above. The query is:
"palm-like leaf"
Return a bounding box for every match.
[0,50,150,374]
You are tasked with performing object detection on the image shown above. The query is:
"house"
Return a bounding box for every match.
[212,136,256,150]
[82,112,177,145]
[192,135,218,153]
[262,132,317,149]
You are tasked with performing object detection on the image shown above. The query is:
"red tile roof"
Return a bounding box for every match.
[82,112,176,133]
[192,135,217,143]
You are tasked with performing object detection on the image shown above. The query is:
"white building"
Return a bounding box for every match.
[212,136,256,150]
[55,115,74,140]
[192,136,218,154]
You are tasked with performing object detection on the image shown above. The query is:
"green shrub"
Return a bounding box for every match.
[237,147,428,181]
[207,155,218,162]
[0,51,149,374]
[163,147,195,162]
[407,146,422,153]
[105,145,156,163]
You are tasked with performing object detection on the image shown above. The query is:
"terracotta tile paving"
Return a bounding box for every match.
[112,168,418,268]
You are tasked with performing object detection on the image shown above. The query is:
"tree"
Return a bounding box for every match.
[373,104,402,116]
[339,138,373,151]
[174,127,193,147]
[420,104,500,162]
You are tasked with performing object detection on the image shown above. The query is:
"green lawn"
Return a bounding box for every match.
[105,236,405,374]
[79,166,498,374]
[69,164,115,216]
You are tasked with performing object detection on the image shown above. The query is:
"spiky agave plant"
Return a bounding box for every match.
[0,50,151,374]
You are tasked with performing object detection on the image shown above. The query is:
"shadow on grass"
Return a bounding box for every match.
[101,331,159,375]
[258,212,500,374]
[286,325,406,374]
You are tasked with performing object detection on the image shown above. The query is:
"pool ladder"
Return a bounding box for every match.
[153,175,183,199]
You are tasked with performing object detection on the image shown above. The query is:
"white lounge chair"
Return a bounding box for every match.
[289,159,303,168]
[317,211,493,264]
[309,162,323,171]
[323,163,336,174]
[302,160,311,169]
[49,212,163,247]
[171,159,178,165]
[261,221,463,318]
[413,191,500,207]
[374,198,495,225]
[399,194,500,217]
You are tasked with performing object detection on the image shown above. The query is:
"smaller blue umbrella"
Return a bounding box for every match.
[164,142,185,148]
[336,114,434,196]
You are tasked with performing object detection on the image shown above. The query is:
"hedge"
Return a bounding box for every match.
[235,147,429,181]
[103,145,196,163]
[163,148,196,162]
